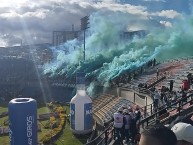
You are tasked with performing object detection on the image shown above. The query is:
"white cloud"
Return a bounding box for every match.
[93,3,148,16]
[0,11,21,18]
[23,9,49,19]
[0,0,152,46]
[153,10,181,19]
[0,0,28,7]
[143,0,166,2]
[160,20,172,27]
[0,0,184,46]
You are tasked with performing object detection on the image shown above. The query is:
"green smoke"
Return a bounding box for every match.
[43,11,193,96]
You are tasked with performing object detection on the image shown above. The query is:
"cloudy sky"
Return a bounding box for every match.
[0,0,191,47]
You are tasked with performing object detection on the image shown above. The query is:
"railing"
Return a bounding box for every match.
[120,86,154,118]
[87,92,193,145]
[132,86,153,97]
[121,72,168,98]
[146,70,171,89]
[122,80,193,123]
[141,102,154,118]
[140,93,193,127]
[86,57,193,145]
[85,122,114,145]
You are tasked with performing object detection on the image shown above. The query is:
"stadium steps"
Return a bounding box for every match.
[93,97,138,126]
[92,94,114,112]
[89,58,193,145]
[141,93,193,128]
[157,59,193,90]
[127,60,187,91]
[161,65,192,90]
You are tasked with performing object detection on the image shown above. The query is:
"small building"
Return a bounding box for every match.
[52,30,80,46]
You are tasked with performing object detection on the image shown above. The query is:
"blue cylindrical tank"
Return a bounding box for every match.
[70,72,93,134]
[8,98,37,145]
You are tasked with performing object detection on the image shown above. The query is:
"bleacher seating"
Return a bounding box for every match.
[92,94,114,113]
[92,57,193,126]
[158,59,193,90]
[93,96,140,125]
[88,57,193,145]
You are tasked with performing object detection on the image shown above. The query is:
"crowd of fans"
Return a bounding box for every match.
[113,104,142,144]
[111,60,193,145]
[151,73,193,114]
[109,59,157,87]
[112,102,193,145]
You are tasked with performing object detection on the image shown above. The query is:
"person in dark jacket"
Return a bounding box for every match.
[139,124,177,145]
[170,80,174,92]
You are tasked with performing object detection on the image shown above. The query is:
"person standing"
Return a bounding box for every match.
[113,107,124,145]
[153,58,156,67]
[153,90,160,111]
[156,68,159,80]
[123,109,131,143]
[181,89,187,103]
[134,105,141,132]
[187,73,192,86]
[182,80,189,91]
[170,80,174,92]
[128,106,135,118]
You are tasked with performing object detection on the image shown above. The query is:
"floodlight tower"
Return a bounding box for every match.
[81,16,89,61]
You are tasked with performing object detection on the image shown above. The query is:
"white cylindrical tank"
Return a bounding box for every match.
[70,72,93,134]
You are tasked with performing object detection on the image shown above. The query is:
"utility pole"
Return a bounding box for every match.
[81,16,89,61]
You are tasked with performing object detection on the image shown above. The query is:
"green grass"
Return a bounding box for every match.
[0,116,8,126]
[0,105,8,114]
[55,106,86,145]
[55,122,87,145]
[37,105,50,115]
[0,103,9,127]
[37,105,51,143]
[0,135,9,145]
[0,103,10,145]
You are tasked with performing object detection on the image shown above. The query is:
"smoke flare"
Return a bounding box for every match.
[43,11,193,96]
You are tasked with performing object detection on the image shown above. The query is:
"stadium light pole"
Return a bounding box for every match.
[81,16,89,61]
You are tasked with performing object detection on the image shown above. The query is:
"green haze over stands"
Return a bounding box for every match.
[43,11,193,95]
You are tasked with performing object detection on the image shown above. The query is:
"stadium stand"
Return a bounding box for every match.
[87,57,193,145]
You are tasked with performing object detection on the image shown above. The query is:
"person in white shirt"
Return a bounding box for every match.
[113,107,124,145]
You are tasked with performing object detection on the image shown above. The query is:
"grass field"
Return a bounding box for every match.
[0,103,86,145]
[0,104,8,126]
[54,106,87,145]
